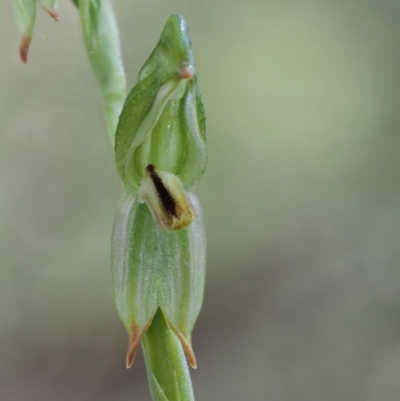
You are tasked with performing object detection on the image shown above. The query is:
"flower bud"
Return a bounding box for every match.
[115,14,207,191]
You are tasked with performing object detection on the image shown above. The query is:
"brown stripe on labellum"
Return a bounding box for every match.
[146,164,177,218]
[140,164,194,231]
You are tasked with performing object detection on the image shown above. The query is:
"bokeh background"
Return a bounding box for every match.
[2,0,400,400]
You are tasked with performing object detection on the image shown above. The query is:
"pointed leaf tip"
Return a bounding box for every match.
[19,35,31,63]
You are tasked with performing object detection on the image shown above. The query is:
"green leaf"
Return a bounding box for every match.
[115,14,207,191]
[78,0,126,145]
[111,191,206,368]
[12,0,37,63]
[142,309,195,401]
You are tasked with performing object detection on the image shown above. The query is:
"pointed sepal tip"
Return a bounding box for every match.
[19,35,32,63]
[167,320,197,369]
[125,322,150,369]
[44,8,60,22]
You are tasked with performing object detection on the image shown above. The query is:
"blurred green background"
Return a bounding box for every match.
[2,0,400,400]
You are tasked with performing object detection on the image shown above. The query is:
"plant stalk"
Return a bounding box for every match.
[142,309,195,401]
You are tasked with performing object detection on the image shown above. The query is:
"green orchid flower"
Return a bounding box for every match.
[112,15,207,375]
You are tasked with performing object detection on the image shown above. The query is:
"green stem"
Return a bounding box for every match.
[77,0,126,147]
[142,309,195,401]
